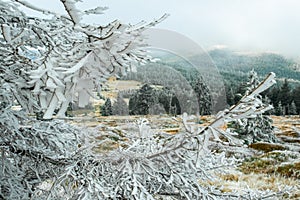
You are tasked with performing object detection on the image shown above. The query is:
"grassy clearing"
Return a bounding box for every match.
[239,151,300,179]
[199,171,300,199]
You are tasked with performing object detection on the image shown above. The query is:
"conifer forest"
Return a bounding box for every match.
[0,0,299,199]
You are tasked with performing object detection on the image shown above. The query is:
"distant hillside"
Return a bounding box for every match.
[208,49,300,83]
[124,49,300,113]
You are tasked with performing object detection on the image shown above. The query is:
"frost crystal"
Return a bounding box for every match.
[0,0,291,199]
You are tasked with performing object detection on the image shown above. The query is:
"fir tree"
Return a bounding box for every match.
[226,87,235,106]
[289,101,298,115]
[158,87,181,115]
[101,98,112,116]
[230,70,277,144]
[129,84,157,115]
[292,86,300,114]
[191,77,212,115]
[275,101,284,116]
[267,86,280,106]
[278,79,291,113]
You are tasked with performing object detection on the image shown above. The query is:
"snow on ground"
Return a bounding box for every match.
[66,114,300,199]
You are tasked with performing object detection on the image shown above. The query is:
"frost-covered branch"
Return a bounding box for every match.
[146,72,277,160]
[60,0,82,25]
[1,0,167,119]
[206,72,276,130]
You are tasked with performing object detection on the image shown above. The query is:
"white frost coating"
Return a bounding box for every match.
[60,0,82,24]
[55,89,67,102]
[14,0,63,16]
[250,73,276,96]
[78,90,90,108]
[43,94,59,119]
[46,78,57,90]
[62,53,91,75]
[202,72,277,137]
[75,79,94,107]
[0,0,166,119]
[39,95,47,109]
[1,24,11,43]
[84,6,108,15]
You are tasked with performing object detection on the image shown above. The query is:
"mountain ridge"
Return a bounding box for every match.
[208,49,300,84]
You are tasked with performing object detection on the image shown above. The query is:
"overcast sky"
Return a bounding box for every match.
[21,0,300,59]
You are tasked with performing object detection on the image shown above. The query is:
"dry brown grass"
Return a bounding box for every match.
[249,142,286,152]
[199,171,300,198]
[239,151,300,179]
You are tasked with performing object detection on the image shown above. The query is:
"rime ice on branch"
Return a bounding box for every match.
[1,0,168,119]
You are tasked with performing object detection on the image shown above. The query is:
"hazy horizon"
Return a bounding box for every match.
[18,0,300,60]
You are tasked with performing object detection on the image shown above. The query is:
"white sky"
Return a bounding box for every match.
[20,0,300,58]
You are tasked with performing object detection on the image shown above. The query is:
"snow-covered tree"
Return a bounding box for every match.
[0,0,167,119]
[156,87,181,115]
[191,77,212,115]
[0,0,165,198]
[1,1,289,199]
[275,101,284,116]
[229,70,277,144]
[42,71,281,200]
[289,101,297,115]
[101,98,112,116]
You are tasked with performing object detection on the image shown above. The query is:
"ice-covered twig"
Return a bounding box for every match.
[84,6,108,15]
[14,0,71,21]
[60,0,82,25]
[147,72,277,159]
[202,72,276,131]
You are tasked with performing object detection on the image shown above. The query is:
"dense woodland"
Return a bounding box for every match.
[103,50,300,116]
[210,49,300,115]
[1,0,299,199]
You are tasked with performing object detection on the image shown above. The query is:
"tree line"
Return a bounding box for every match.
[102,71,300,117]
[226,77,300,116]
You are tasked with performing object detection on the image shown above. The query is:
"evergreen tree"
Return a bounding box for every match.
[289,101,298,115]
[278,79,291,113]
[149,104,166,115]
[233,115,277,144]
[230,70,277,144]
[158,87,181,115]
[275,101,284,116]
[129,84,157,115]
[112,94,129,116]
[263,96,274,115]
[292,86,300,114]
[233,69,260,104]
[267,86,280,106]
[101,98,112,116]
[226,87,235,106]
[191,77,212,115]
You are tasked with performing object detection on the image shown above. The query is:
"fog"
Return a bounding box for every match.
[19,0,300,58]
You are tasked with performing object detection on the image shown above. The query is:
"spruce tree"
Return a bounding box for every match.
[191,77,212,115]
[278,79,291,113]
[230,70,277,144]
[292,86,300,114]
[289,101,298,115]
[101,98,112,116]
[275,101,284,116]
[158,87,181,115]
[129,84,157,115]
[268,86,280,106]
